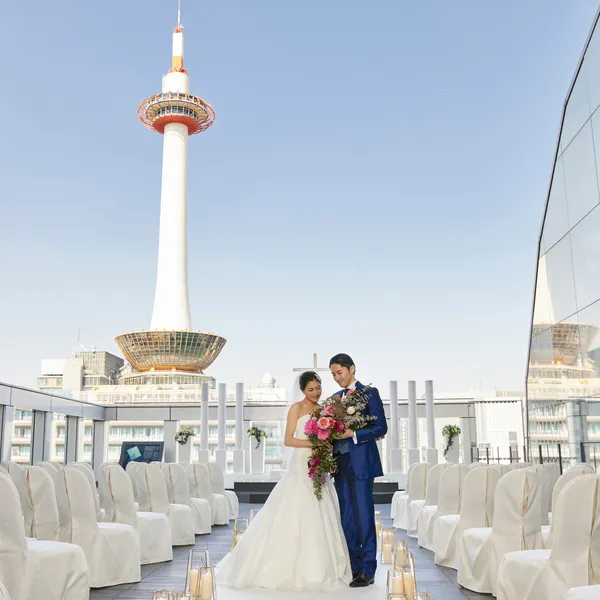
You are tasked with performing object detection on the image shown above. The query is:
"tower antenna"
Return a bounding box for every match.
[177,0,181,26]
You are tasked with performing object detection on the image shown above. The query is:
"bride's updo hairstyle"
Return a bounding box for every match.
[299,371,321,391]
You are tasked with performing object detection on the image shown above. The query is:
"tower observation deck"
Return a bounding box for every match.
[115,7,226,377]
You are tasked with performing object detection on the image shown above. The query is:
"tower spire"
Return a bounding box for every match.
[177,0,181,27]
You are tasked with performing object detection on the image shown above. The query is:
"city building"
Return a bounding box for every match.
[527,9,600,464]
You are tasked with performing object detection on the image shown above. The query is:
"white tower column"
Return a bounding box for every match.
[151,121,191,330]
[216,383,227,471]
[64,416,82,464]
[233,383,244,474]
[32,410,53,464]
[408,381,419,465]
[425,380,438,464]
[197,383,210,464]
[388,381,402,473]
[163,420,180,463]
[92,419,108,473]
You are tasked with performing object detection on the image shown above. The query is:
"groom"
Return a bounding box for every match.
[330,353,387,588]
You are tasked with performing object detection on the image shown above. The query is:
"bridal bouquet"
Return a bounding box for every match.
[304,386,376,500]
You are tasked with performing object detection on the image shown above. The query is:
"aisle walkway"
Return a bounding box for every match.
[89,505,491,600]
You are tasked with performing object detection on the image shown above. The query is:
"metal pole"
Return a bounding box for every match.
[485,447,490,465]
[557,443,563,475]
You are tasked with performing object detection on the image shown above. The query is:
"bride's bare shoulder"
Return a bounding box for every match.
[288,402,302,415]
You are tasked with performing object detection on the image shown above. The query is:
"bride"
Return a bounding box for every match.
[216,371,352,592]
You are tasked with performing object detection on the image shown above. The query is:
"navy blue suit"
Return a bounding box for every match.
[332,381,387,577]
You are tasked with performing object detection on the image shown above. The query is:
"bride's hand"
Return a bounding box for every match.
[340,428,354,439]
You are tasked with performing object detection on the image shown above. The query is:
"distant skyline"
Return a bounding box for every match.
[1,1,598,398]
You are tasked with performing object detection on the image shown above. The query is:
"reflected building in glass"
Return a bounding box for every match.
[527,9,600,462]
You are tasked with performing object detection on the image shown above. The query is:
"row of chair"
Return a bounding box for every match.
[391,461,600,599]
[0,459,240,599]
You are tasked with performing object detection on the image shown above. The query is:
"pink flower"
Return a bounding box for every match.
[334,420,345,433]
[308,468,315,478]
[309,457,320,467]
[323,405,335,416]
[317,416,332,430]
[304,418,318,436]
[317,428,330,441]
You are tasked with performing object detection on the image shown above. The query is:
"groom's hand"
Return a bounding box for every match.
[340,428,354,439]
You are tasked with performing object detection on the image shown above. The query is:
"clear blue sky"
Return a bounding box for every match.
[0,1,598,397]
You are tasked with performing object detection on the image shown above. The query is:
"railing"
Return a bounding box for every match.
[470,446,528,465]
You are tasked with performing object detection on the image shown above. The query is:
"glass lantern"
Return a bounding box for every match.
[380,527,397,564]
[185,566,216,600]
[393,541,410,570]
[386,568,416,598]
[151,592,172,600]
[185,548,212,599]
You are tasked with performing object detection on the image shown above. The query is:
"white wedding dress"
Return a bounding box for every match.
[216,414,352,592]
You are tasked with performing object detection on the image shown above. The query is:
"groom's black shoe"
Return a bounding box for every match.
[350,573,373,588]
[351,572,360,583]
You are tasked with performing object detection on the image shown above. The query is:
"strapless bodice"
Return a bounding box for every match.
[295,414,310,440]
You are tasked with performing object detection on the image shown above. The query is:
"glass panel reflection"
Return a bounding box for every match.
[560,59,591,151]
[563,121,599,228]
[571,204,600,310]
[542,235,577,324]
[584,21,600,114]
[541,157,570,251]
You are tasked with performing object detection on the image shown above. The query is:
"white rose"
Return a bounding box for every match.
[347,407,356,415]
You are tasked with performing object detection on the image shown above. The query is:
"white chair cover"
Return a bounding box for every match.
[458,468,544,595]
[55,466,140,587]
[69,462,105,523]
[436,466,501,569]
[135,463,195,546]
[162,463,211,535]
[34,462,58,476]
[24,466,60,541]
[390,462,418,527]
[126,461,139,500]
[469,462,486,469]
[564,586,600,599]
[542,466,594,548]
[0,473,89,600]
[0,465,9,476]
[432,464,468,566]
[406,462,432,537]
[529,465,552,526]
[1,463,30,529]
[497,474,600,600]
[99,464,172,565]
[206,462,238,520]
[417,463,449,550]
[516,462,532,468]
[187,463,229,526]
[490,464,509,477]
[50,462,63,470]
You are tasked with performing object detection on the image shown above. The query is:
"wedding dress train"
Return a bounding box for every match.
[216,414,352,592]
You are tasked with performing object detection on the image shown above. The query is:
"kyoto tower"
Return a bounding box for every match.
[115,3,226,379]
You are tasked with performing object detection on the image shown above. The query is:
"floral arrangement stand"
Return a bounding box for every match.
[442,424,461,464]
[247,427,267,474]
[175,426,196,465]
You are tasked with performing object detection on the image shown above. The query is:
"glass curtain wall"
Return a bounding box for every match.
[527,9,600,467]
